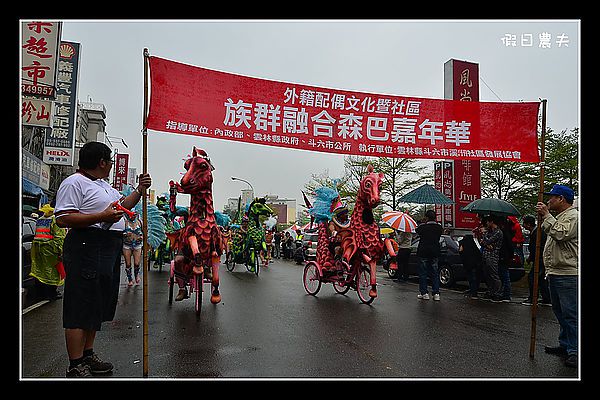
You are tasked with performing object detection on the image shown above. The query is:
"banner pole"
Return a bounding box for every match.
[529,98,547,358]
[142,47,150,377]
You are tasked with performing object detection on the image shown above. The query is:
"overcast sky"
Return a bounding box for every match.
[58,19,579,210]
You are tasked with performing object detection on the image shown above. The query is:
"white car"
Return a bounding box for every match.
[302,232,319,260]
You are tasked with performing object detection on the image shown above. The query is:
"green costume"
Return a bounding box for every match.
[30,211,66,287]
[229,198,273,268]
[245,198,273,267]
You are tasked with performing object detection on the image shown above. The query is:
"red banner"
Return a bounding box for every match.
[147,56,540,162]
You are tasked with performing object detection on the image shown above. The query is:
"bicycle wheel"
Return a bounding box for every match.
[332,260,351,294]
[303,261,322,296]
[356,265,375,305]
[254,249,260,276]
[226,251,235,272]
[157,250,164,272]
[194,274,202,316]
[245,249,253,272]
[168,262,175,304]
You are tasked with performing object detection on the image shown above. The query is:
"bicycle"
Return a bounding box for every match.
[303,255,374,305]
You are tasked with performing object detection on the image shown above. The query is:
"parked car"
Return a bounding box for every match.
[384,234,525,288]
[302,231,319,260]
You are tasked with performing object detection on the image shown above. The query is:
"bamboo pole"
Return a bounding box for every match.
[529,98,547,358]
[142,47,150,377]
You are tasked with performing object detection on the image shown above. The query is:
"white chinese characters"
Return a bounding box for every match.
[501,32,570,48]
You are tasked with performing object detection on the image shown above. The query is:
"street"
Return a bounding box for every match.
[21,257,579,380]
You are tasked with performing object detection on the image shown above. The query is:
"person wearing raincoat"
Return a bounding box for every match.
[30,204,66,301]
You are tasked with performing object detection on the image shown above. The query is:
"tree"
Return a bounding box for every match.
[480,127,578,216]
[544,127,578,191]
[304,155,430,219]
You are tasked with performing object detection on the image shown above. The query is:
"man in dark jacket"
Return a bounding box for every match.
[415,210,444,300]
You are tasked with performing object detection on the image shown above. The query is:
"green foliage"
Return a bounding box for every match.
[304,155,430,213]
[303,127,578,221]
[481,127,578,216]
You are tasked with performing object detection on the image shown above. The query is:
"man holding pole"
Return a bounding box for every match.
[535,184,578,368]
[55,141,152,377]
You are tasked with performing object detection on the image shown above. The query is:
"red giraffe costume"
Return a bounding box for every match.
[168,147,223,304]
[338,165,397,298]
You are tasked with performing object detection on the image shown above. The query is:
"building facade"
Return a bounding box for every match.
[21,101,108,209]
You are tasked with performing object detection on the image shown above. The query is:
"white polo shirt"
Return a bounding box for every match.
[55,172,125,231]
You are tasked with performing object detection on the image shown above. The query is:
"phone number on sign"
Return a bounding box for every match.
[22,84,55,98]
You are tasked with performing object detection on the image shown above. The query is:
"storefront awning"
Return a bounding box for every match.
[22,177,48,205]
[22,177,44,195]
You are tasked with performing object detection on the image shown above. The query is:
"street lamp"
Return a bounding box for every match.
[232,177,255,217]
[231,176,255,194]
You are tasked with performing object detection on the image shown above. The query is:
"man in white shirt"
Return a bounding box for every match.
[55,141,152,378]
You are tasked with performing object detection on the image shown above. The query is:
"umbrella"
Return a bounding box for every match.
[461,198,520,217]
[300,222,315,231]
[380,227,394,235]
[381,211,418,233]
[399,183,453,205]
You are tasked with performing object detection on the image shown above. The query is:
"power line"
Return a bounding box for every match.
[480,75,503,101]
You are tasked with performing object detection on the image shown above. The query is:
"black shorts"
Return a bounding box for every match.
[62,228,123,331]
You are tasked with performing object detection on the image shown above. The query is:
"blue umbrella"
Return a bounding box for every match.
[399,183,453,205]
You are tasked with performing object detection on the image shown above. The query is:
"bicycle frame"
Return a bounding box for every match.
[303,251,374,304]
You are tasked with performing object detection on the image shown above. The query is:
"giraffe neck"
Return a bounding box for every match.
[190,191,215,223]
[350,192,368,230]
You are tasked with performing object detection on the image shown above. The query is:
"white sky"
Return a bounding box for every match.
[58,19,579,211]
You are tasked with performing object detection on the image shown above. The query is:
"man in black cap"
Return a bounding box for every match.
[535,184,578,368]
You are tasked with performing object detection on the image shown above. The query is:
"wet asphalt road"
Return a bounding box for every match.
[21,257,580,380]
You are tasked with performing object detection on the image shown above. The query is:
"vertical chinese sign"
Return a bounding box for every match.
[434,161,454,227]
[43,41,80,166]
[442,59,482,230]
[113,153,129,191]
[21,21,61,98]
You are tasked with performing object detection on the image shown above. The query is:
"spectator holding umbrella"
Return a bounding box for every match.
[381,210,417,282]
[415,210,443,301]
[459,234,483,299]
[479,215,504,303]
